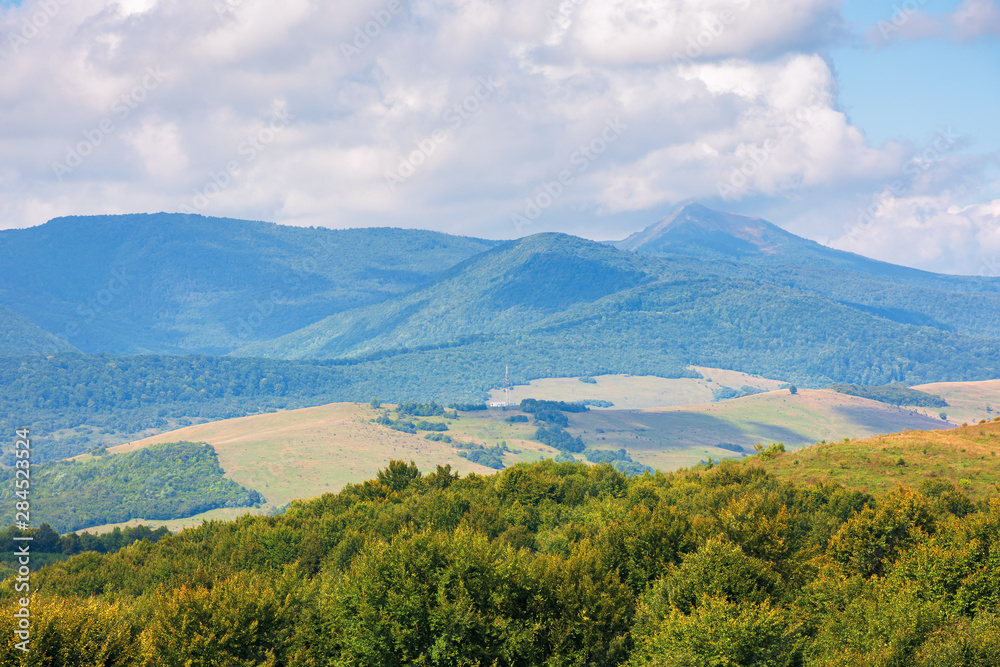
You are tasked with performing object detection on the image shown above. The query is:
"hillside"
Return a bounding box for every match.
[569,388,951,471]
[0,305,78,355]
[491,367,789,409]
[4,451,1000,665]
[0,213,497,355]
[235,230,1000,389]
[912,379,1000,424]
[756,418,1000,500]
[91,377,964,525]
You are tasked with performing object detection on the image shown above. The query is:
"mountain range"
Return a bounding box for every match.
[2,203,1000,387]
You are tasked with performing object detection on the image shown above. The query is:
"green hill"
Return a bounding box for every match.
[0,441,262,533]
[4,453,1000,665]
[0,213,497,354]
[755,417,1000,500]
[0,305,78,355]
[235,230,1000,388]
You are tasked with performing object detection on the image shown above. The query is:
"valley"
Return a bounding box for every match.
[68,370,1000,534]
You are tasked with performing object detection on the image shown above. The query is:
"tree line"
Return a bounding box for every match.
[1,456,998,665]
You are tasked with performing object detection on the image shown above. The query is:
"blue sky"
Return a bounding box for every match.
[834,1,1000,150]
[0,0,998,275]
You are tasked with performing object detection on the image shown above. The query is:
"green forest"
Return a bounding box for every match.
[2,458,998,665]
[0,442,262,533]
[829,383,948,407]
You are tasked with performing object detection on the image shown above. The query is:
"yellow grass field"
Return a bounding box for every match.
[81,374,1000,533]
[571,388,952,471]
[912,379,1000,425]
[113,403,504,507]
[489,368,787,410]
[759,418,1000,500]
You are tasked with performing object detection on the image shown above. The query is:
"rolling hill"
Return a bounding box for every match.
[912,379,1000,424]
[756,417,1000,500]
[0,305,78,355]
[67,370,989,535]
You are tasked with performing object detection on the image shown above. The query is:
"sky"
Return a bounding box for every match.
[0,0,998,276]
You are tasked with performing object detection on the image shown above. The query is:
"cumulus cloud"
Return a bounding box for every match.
[826,194,1000,276]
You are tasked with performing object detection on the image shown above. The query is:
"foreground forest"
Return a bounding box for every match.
[3,447,1000,666]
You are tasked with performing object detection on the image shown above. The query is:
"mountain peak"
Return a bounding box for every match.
[614,202,799,257]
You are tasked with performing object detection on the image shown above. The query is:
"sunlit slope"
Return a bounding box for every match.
[756,418,1000,500]
[912,379,1000,424]
[118,402,553,507]
[568,388,951,471]
[490,368,787,410]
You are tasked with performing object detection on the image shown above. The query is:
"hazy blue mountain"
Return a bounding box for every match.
[615,202,943,281]
[0,305,78,355]
[234,233,664,359]
[616,203,1000,338]
[0,213,498,355]
[234,228,1000,391]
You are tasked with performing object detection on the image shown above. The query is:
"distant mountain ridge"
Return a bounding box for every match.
[615,203,987,288]
[0,213,498,355]
[616,202,800,257]
[2,205,999,393]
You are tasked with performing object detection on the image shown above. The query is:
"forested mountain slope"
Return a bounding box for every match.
[0,213,497,354]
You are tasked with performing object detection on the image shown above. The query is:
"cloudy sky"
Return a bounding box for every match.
[1,0,998,275]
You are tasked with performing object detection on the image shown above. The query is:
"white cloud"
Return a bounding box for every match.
[866,0,1000,45]
[828,194,1000,275]
[951,0,1000,41]
[566,0,845,64]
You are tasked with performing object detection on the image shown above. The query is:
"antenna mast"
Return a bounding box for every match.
[505,365,510,407]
